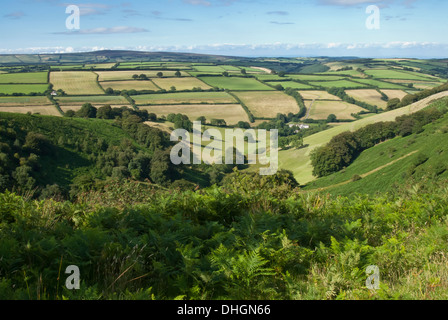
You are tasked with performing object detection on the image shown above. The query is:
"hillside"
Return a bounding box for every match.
[305,97,448,195]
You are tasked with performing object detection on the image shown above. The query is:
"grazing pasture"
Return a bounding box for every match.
[199,76,274,91]
[233,91,299,118]
[0,72,48,84]
[0,84,49,94]
[350,78,408,89]
[50,71,104,95]
[308,79,368,88]
[364,69,435,80]
[266,81,315,89]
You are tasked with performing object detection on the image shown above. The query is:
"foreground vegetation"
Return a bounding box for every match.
[1,172,448,300]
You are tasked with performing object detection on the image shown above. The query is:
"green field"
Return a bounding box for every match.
[364,69,436,80]
[199,76,274,91]
[132,92,237,105]
[350,78,409,89]
[266,81,315,89]
[308,79,369,88]
[0,72,48,84]
[287,74,345,81]
[0,84,49,94]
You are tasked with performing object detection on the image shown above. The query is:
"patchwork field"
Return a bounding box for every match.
[50,71,104,95]
[233,91,299,118]
[96,70,190,81]
[364,69,435,80]
[299,90,341,100]
[0,84,49,95]
[306,100,364,120]
[56,95,129,106]
[345,89,388,108]
[151,77,212,91]
[0,105,60,116]
[199,77,274,91]
[100,80,160,91]
[139,104,250,125]
[132,92,237,105]
[0,72,48,84]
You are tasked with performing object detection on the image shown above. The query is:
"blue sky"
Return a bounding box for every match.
[1,0,447,58]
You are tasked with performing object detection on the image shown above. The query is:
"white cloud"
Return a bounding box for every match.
[53,26,149,35]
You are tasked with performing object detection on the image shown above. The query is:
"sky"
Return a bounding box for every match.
[1,0,447,58]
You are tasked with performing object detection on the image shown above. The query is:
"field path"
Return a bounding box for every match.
[311,150,419,191]
[305,99,315,120]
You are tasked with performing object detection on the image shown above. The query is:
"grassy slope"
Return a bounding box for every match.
[305,98,448,195]
[278,91,448,184]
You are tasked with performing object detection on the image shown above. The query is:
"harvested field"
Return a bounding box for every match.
[233,91,299,118]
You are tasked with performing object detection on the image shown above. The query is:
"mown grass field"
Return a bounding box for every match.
[0,105,60,116]
[0,72,48,84]
[151,77,212,91]
[132,92,237,105]
[50,71,104,95]
[233,91,299,118]
[139,104,249,125]
[100,80,160,91]
[299,90,341,100]
[345,89,388,109]
[56,95,129,106]
[278,91,448,184]
[306,100,364,120]
[381,89,408,100]
[0,84,49,94]
[199,76,274,91]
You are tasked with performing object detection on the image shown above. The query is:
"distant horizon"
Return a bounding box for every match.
[2,0,447,59]
[0,48,446,61]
